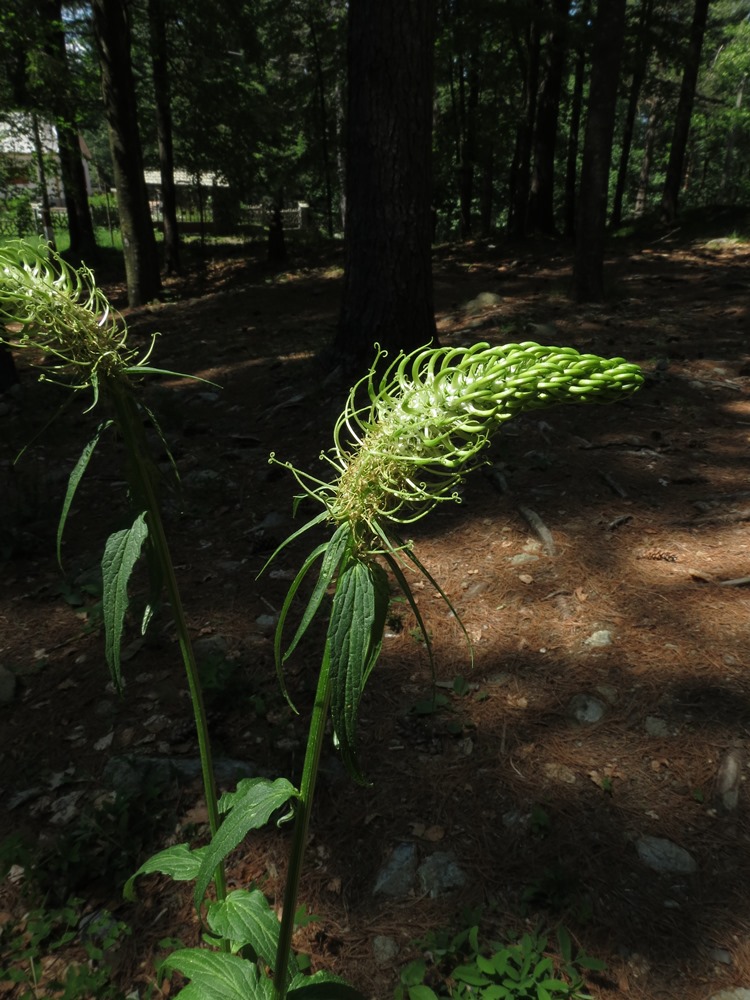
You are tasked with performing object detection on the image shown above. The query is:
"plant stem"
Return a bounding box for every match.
[272,642,333,999]
[108,381,226,903]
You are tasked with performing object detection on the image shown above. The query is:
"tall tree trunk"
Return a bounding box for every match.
[634,96,661,216]
[573,0,626,302]
[529,0,569,235]
[333,0,437,374]
[661,0,711,222]
[147,0,180,274]
[267,189,287,265]
[56,124,97,258]
[92,0,161,306]
[722,75,745,201]
[479,144,494,236]
[457,52,479,239]
[31,113,56,248]
[308,7,334,238]
[610,0,654,229]
[38,0,96,258]
[510,3,542,237]
[562,5,588,238]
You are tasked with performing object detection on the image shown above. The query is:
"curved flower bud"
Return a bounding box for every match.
[322,341,643,537]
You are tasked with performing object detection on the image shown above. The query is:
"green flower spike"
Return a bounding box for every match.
[0,241,160,406]
[265,340,643,783]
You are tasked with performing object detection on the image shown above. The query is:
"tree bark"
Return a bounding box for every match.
[610,0,654,229]
[529,0,569,235]
[147,0,180,274]
[634,96,662,216]
[308,7,335,239]
[333,0,437,374]
[457,51,479,239]
[37,0,96,258]
[661,0,711,222]
[92,0,161,306]
[562,4,588,238]
[509,2,542,238]
[31,112,56,248]
[573,0,626,302]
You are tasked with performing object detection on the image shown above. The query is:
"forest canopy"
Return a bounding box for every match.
[0,0,748,314]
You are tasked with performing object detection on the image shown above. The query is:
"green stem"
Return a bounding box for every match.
[272,642,333,999]
[108,381,226,904]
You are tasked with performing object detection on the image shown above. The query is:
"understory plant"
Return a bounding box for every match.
[0,242,643,999]
[396,920,603,1000]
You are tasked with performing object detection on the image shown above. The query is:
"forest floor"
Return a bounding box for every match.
[1,217,750,1000]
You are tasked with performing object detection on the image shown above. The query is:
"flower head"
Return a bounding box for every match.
[0,242,155,399]
[314,341,643,535]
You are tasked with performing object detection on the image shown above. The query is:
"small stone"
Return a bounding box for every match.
[373,843,418,897]
[509,553,539,566]
[568,694,606,725]
[417,851,467,898]
[255,614,278,634]
[0,665,17,705]
[708,991,750,1000]
[372,935,399,965]
[636,835,697,874]
[708,947,733,966]
[715,748,744,812]
[644,716,669,737]
[94,732,114,752]
[583,629,613,648]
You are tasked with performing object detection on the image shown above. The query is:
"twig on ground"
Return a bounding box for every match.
[517,503,556,557]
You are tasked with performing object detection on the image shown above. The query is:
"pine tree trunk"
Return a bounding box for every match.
[634,98,662,216]
[529,0,569,235]
[562,8,587,238]
[573,0,626,302]
[40,0,97,259]
[333,0,437,374]
[92,0,161,306]
[308,12,335,239]
[510,4,542,238]
[147,0,180,274]
[610,0,654,229]
[479,145,494,237]
[56,123,97,259]
[661,0,711,222]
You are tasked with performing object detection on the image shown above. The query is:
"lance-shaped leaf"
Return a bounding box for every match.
[101,512,149,690]
[57,420,113,568]
[194,778,298,910]
[328,557,390,785]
